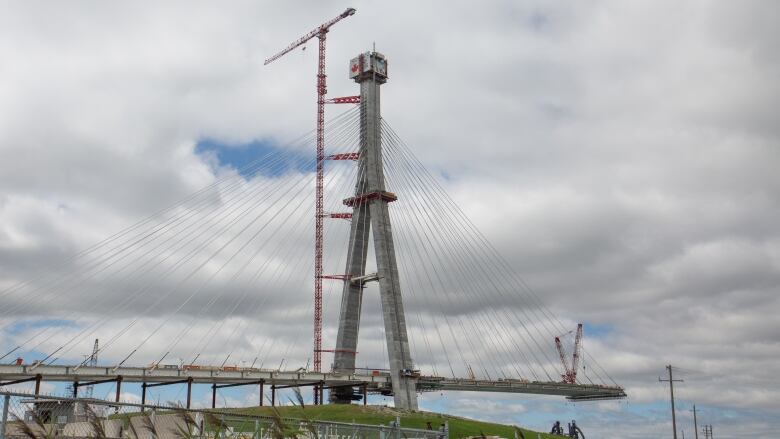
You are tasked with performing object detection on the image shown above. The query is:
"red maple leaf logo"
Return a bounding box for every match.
[351,63,359,72]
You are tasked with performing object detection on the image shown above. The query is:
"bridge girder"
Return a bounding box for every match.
[0,364,625,400]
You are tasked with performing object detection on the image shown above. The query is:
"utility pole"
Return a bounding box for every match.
[659,365,683,439]
[691,405,699,439]
[701,425,712,439]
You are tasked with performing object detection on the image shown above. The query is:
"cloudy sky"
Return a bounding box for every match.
[1,0,779,437]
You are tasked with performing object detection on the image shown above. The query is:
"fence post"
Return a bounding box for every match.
[1,394,10,439]
[444,421,449,439]
[395,416,401,439]
[150,410,157,439]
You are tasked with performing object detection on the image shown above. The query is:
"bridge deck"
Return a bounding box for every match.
[423,378,626,400]
[0,364,625,400]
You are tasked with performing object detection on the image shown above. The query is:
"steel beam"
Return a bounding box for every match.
[142,378,191,388]
[0,376,39,387]
[272,381,321,390]
[74,377,120,388]
[141,378,191,410]
[210,380,266,409]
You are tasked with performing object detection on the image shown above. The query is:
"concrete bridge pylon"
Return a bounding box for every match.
[331,51,418,410]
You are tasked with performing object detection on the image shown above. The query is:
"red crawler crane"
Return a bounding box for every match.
[555,323,583,384]
[264,8,356,374]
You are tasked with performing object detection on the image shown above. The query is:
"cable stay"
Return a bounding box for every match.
[0,106,625,401]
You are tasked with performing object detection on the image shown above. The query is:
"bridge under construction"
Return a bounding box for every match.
[0,8,625,410]
[0,363,625,409]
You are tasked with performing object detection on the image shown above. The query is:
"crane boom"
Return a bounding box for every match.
[263,8,356,66]
[263,8,355,376]
[555,336,570,375]
[555,324,583,384]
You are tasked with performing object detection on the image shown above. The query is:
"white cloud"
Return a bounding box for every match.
[0,0,779,436]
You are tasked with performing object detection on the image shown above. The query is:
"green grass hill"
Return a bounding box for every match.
[231,404,558,439]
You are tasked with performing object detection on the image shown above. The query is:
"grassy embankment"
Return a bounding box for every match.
[230,404,556,439]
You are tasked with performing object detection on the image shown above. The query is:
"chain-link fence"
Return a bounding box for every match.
[0,391,445,439]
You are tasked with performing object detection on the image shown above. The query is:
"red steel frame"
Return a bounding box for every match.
[555,323,583,384]
[264,9,357,373]
[313,32,327,373]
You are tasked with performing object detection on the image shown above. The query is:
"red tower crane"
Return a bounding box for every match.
[264,8,356,374]
[555,323,583,384]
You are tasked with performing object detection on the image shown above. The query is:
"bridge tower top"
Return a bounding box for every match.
[349,51,388,84]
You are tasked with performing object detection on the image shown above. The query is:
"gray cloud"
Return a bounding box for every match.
[1,0,779,436]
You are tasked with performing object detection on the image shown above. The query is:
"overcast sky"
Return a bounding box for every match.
[1,1,779,438]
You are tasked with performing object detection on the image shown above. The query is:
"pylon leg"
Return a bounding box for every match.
[332,52,417,410]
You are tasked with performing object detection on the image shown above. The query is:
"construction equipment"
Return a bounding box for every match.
[66,339,99,398]
[466,364,476,380]
[555,324,583,384]
[264,8,356,373]
[567,420,584,438]
[83,339,99,398]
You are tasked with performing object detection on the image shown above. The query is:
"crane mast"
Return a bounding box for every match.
[264,8,356,375]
